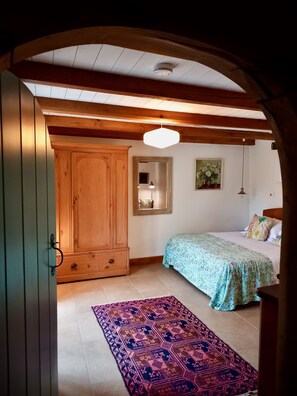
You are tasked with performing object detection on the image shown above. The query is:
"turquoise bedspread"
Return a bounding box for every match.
[162,233,275,311]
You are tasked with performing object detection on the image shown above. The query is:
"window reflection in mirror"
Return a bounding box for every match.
[133,156,172,215]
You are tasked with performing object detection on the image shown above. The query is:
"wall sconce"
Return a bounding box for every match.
[149,181,155,189]
[143,126,180,149]
[238,138,247,195]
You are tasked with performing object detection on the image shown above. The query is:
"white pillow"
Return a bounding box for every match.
[268,220,282,238]
[267,220,282,243]
[240,225,249,237]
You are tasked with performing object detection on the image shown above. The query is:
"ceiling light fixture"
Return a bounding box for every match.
[238,138,247,195]
[153,62,174,77]
[143,126,180,149]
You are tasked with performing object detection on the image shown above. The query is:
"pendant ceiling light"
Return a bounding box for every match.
[238,138,247,195]
[143,126,180,149]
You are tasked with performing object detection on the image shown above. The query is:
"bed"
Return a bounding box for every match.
[162,208,282,311]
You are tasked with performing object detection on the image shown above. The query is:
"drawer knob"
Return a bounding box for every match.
[109,258,115,264]
[71,263,78,270]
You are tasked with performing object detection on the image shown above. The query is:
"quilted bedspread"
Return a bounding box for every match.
[162,233,275,311]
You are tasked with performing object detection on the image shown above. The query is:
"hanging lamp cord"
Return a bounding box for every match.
[241,140,245,188]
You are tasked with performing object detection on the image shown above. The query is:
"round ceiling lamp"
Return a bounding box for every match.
[153,62,174,77]
[143,126,180,149]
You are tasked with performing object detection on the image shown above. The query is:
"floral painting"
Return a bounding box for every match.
[195,159,223,190]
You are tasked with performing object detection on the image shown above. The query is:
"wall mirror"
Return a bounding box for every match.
[133,156,172,215]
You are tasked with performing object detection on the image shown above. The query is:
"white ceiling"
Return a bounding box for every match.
[23,44,265,122]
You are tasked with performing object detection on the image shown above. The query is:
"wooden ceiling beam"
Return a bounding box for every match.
[10,60,260,111]
[48,126,255,146]
[38,97,270,130]
[45,115,273,141]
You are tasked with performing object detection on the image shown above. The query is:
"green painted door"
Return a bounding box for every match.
[0,71,57,395]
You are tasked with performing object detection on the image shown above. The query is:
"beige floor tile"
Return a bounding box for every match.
[92,379,129,396]
[178,291,215,310]
[83,339,122,385]
[105,290,143,303]
[73,290,110,314]
[129,263,165,278]
[70,278,105,294]
[217,323,260,351]
[58,325,93,395]
[58,322,82,358]
[98,275,133,287]
[130,276,172,298]
[77,311,104,344]
[58,354,93,396]
[235,302,261,328]
[101,281,143,302]
[140,289,173,298]
[158,270,202,296]
[57,300,76,326]
[57,282,73,299]
[129,275,166,291]
[238,346,259,369]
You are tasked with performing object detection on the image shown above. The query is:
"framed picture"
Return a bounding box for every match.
[195,158,223,190]
[139,172,149,184]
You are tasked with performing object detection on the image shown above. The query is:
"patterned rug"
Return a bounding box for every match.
[92,295,258,395]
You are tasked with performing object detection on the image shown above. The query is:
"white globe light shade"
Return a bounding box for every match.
[143,127,180,149]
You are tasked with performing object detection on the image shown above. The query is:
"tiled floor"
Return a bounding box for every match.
[57,263,260,395]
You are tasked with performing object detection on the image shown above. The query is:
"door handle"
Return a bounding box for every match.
[49,233,64,276]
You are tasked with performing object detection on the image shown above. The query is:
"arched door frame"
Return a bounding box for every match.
[2,26,296,395]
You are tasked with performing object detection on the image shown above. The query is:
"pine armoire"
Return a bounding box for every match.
[52,141,130,283]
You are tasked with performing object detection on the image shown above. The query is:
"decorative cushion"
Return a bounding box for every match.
[246,214,275,241]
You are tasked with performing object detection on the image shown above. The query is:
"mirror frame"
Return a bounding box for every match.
[133,156,172,216]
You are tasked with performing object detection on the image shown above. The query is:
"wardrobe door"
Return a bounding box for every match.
[55,150,73,253]
[73,152,111,251]
[112,152,128,248]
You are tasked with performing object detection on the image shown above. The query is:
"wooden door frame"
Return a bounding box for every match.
[1,19,296,395]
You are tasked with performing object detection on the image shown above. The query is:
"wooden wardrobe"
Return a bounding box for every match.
[52,141,130,283]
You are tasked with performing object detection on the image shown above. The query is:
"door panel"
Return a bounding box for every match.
[20,83,40,395]
[55,150,73,253]
[112,153,128,248]
[73,152,111,251]
[0,71,57,395]
[47,126,58,394]
[0,73,8,396]
[1,71,27,394]
[35,100,53,394]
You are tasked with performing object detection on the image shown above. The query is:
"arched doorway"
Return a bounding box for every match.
[1,17,296,395]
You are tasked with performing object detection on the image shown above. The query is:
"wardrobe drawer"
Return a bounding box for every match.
[98,251,128,271]
[57,254,98,276]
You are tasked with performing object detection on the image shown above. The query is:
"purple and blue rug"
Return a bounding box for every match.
[92,295,258,395]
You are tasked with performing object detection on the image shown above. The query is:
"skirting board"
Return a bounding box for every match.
[129,256,163,266]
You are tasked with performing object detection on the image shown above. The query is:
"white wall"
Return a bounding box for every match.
[129,141,251,257]
[51,135,252,258]
[248,140,282,219]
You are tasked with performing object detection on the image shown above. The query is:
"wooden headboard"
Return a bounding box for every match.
[263,207,283,220]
